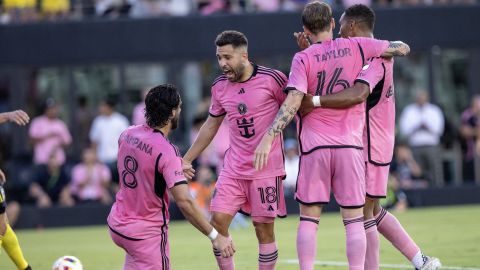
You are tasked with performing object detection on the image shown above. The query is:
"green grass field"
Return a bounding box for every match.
[1,205,479,270]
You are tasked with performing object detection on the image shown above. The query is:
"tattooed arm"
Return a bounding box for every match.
[254,89,304,170]
[381,41,410,57]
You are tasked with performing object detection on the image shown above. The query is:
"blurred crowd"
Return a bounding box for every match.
[0,0,477,24]
[1,85,480,226]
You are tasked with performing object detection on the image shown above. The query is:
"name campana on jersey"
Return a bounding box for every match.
[123,134,153,155]
[314,47,352,62]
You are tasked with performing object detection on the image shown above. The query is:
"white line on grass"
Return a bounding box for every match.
[282,259,480,270]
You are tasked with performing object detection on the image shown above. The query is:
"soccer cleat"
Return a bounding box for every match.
[24,266,32,270]
[416,256,442,270]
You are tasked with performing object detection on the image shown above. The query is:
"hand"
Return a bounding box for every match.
[182,159,195,180]
[254,134,274,171]
[294,32,310,50]
[299,94,315,116]
[212,234,235,258]
[7,110,30,126]
[38,194,52,208]
[0,169,5,185]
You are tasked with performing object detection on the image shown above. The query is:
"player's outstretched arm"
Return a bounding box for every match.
[183,115,225,179]
[382,41,410,57]
[0,169,6,185]
[0,110,30,126]
[299,82,370,115]
[254,90,304,170]
[171,184,235,258]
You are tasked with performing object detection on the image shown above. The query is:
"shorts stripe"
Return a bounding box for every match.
[375,208,388,225]
[213,248,221,257]
[160,232,169,270]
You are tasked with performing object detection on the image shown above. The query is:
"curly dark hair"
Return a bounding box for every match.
[144,84,181,129]
[344,4,375,31]
[215,30,248,48]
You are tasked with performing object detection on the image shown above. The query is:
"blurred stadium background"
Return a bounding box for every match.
[1,0,480,269]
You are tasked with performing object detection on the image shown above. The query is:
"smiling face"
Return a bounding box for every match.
[216,44,248,82]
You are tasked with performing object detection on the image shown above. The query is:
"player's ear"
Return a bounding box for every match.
[331,18,335,32]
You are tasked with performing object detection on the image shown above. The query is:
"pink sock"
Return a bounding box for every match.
[364,218,379,270]
[343,216,366,270]
[297,216,319,270]
[213,236,235,270]
[258,242,278,270]
[376,208,420,261]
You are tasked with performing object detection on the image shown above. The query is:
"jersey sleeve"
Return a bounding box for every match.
[286,53,309,94]
[160,153,187,189]
[354,37,389,60]
[209,85,226,117]
[272,70,288,105]
[355,58,385,93]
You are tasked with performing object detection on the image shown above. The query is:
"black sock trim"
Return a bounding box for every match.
[343,216,364,226]
[375,208,388,225]
[300,216,319,224]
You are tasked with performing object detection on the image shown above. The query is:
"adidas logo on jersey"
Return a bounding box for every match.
[238,88,245,94]
[267,205,274,211]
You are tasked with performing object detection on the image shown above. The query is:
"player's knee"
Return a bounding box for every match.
[253,222,275,243]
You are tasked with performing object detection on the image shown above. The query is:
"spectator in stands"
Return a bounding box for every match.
[283,138,299,195]
[399,90,444,187]
[188,165,216,217]
[2,0,37,23]
[390,143,428,189]
[75,96,94,158]
[41,0,70,20]
[29,153,73,207]
[89,97,129,190]
[132,88,148,125]
[251,0,281,12]
[95,0,131,17]
[196,0,226,15]
[29,98,72,166]
[380,174,408,212]
[70,147,112,204]
[459,95,480,181]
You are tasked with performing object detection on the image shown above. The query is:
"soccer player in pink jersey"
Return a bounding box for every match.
[254,2,410,270]
[298,5,441,270]
[182,30,288,270]
[107,84,234,270]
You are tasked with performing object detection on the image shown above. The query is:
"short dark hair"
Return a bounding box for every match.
[215,30,248,48]
[344,4,375,31]
[145,84,181,129]
[302,1,332,34]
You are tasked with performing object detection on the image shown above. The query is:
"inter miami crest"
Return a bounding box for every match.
[237,103,248,115]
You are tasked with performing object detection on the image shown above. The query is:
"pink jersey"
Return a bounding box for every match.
[209,64,287,179]
[29,115,72,165]
[357,57,395,165]
[287,37,389,153]
[107,125,186,240]
[70,163,111,200]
